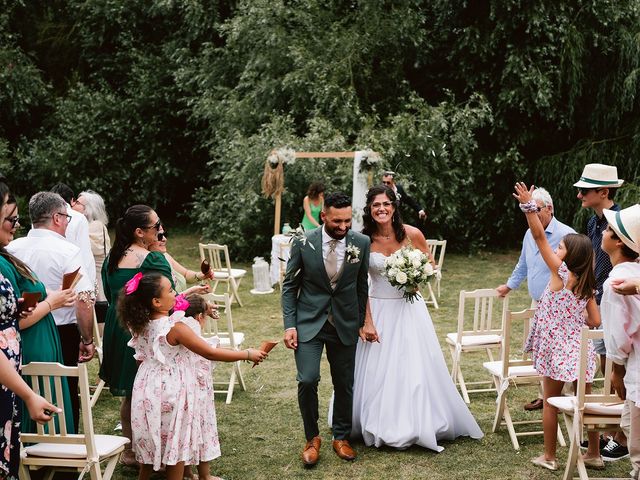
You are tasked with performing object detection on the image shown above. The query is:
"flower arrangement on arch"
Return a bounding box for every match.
[383,246,434,303]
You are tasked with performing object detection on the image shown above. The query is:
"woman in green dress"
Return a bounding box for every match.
[100,204,173,467]
[0,195,77,434]
[300,182,325,231]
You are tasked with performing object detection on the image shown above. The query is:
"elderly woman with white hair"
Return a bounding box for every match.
[72,190,111,304]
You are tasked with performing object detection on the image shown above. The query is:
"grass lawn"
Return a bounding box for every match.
[87,232,630,480]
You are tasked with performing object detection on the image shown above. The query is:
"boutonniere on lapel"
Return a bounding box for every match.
[345,244,361,264]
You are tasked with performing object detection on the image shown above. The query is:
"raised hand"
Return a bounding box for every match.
[512,182,535,204]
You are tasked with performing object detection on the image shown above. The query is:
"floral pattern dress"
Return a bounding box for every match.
[129,312,217,470]
[0,273,20,480]
[183,314,220,466]
[525,262,596,382]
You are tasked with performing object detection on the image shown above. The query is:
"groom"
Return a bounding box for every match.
[282,192,373,466]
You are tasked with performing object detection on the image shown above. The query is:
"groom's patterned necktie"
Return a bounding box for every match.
[325,239,339,281]
[325,239,339,326]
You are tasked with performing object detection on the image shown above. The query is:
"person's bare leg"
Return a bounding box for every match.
[583,383,602,459]
[138,464,153,480]
[120,396,137,465]
[167,463,186,480]
[537,377,564,462]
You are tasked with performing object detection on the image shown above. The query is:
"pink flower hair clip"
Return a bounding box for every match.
[173,294,190,312]
[125,272,143,295]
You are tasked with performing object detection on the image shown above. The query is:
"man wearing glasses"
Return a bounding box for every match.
[7,191,95,431]
[574,163,628,462]
[381,171,427,221]
[51,183,96,291]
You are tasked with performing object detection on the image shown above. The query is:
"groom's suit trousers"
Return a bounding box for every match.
[295,321,356,441]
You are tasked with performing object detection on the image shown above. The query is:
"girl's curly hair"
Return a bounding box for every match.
[184,293,208,318]
[117,271,166,335]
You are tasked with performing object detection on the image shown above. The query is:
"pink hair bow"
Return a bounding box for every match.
[125,272,143,295]
[173,294,190,312]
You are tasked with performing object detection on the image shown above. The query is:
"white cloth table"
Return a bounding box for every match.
[270,234,292,286]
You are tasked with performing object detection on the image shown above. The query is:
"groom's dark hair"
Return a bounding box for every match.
[323,192,351,210]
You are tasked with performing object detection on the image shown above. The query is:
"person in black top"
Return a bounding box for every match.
[381,171,426,221]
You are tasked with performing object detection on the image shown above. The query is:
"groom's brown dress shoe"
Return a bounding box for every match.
[302,436,321,466]
[332,440,357,461]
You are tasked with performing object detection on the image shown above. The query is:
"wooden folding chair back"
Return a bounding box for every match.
[198,243,247,306]
[548,328,623,480]
[483,309,565,449]
[20,362,128,480]
[201,292,247,404]
[445,289,507,403]
[426,239,447,301]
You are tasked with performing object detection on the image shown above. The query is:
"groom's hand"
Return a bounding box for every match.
[284,328,298,350]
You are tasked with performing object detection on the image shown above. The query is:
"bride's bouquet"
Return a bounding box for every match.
[383,246,434,303]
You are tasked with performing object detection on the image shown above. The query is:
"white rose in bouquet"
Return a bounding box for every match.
[395,271,408,284]
[423,263,434,276]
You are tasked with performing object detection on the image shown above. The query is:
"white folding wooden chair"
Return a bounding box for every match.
[19,362,129,480]
[445,289,507,404]
[201,292,246,404]
[278,241,291,288]
[426,239,447,299]
[484,308,565,450]
[198,243,247,306]
[89,308,106,408]
[548,328,624,480]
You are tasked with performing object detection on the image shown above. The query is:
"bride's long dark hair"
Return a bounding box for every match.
[362,185,406,242]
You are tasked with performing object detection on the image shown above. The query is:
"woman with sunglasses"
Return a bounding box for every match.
[149,227,213,293]
[100,205,174,467]
[0,186,77,435]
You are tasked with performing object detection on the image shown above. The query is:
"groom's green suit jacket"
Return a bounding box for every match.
[281,228,370,346]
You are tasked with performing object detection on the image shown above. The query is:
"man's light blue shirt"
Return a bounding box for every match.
[506,217,576,301]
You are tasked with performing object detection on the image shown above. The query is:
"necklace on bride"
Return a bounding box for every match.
[379,231,393,240]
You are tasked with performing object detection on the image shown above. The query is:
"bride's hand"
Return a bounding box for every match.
[359,322,380,343]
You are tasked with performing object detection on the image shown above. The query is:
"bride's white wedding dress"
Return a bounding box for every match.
[351,252,483,451]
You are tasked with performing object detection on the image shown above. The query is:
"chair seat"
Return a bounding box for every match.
[213,269,246,279]
[24,434,129,459]
[547,396,625,416]
[217,332,245,347]
[483,361,538,378]
[446,332,502,347]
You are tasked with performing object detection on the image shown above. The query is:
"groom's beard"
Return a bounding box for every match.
[326,225,350,240]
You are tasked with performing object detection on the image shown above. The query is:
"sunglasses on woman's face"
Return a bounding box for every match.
[3,215,19,228]
[157,231,168,241]
[143,219,161,231]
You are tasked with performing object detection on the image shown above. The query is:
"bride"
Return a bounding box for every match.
[352,185,483,450]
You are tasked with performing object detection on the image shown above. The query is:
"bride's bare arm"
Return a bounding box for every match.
[359,300,380,343]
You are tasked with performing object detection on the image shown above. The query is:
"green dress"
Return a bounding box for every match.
[99,252,173,397]
[0,255,75,434]
[301,199,323,231]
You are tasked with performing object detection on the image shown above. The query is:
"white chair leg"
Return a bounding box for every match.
[426,282,438,309]
[456,366,471,404]
[235,361,246,391]
[90,379,106,408]
[492,389,507,433]
[502,403,520,450]
[226,367,237,404]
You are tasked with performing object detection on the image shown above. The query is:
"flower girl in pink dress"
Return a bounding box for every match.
[119,272,267,480]
[514,182,601,471]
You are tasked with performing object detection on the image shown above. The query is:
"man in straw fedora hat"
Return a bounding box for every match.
[575,163,629,460]
[601,203,640,478]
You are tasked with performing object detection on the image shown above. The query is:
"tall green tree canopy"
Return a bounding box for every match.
[1,0,639,259]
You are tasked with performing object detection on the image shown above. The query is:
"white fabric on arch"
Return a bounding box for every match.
[351,151,369,232]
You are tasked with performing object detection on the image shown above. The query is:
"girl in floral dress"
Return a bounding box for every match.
[119,272,267,480]
[179,293,221,480]
[514,182,602,471]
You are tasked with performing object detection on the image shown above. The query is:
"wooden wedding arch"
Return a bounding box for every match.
[261,149,379,235]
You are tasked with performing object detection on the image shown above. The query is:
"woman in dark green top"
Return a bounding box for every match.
[99,204,173,467]
[0,196,77,434]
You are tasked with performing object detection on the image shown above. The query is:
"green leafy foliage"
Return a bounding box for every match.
[0,0,638,258]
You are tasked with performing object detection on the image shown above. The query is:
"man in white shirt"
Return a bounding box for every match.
[50,183,96,289]
[601,204,640,475]
[8,191,95,430]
